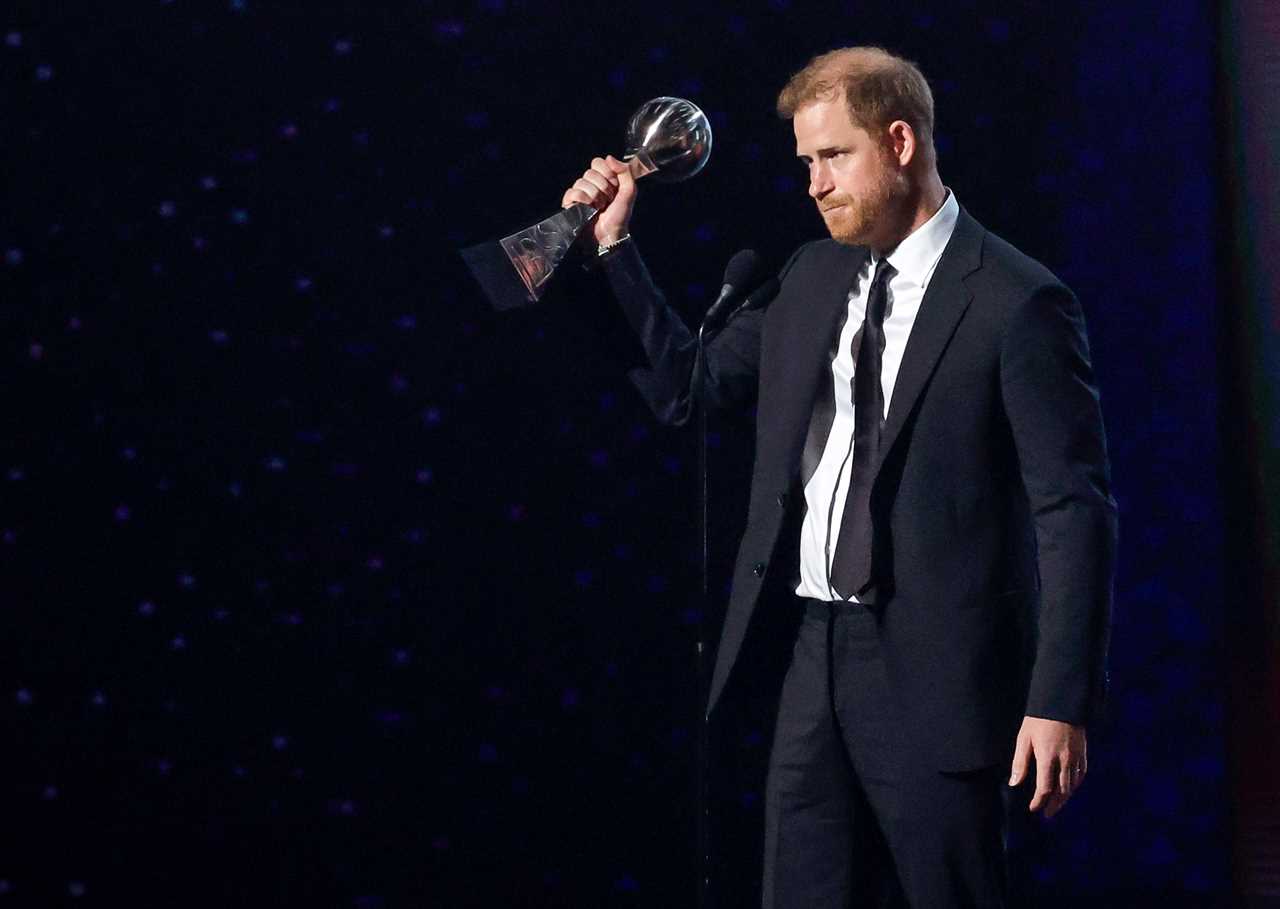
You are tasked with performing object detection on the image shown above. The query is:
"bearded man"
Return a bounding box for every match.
[562,46,1117,908]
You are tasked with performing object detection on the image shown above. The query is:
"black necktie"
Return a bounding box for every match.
[829,257,895,600]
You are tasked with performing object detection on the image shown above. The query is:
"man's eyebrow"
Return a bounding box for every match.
[797,146,847,160]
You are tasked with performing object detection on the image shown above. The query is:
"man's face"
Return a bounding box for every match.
[793,96,907,247]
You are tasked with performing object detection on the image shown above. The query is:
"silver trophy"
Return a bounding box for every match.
[461,96,713,311]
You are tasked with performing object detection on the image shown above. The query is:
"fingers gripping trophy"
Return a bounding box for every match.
[460,97,713,311]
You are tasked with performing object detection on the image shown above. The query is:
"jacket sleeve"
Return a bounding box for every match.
[599,241,806,426]
[999,283,1118,727]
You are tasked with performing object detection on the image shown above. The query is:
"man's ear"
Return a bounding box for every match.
[888,120,916,168]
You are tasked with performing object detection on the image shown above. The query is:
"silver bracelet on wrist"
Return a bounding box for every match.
[596,233,632,257]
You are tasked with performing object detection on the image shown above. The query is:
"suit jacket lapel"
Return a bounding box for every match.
[772,243,868,483]
[876,207,985,477]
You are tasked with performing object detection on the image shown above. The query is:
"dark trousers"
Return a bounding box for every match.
[762,597,1010,909]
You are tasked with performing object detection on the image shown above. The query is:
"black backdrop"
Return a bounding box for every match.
[2,1,1231,906]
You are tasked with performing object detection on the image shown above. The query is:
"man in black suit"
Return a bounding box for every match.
[561,46,1116,908]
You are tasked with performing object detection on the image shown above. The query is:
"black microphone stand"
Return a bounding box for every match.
[692,316,713,909]
[690,281,775,908]
[690,275,776,908]
[693,295,749,908]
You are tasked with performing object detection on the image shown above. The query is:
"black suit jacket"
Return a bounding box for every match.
[598,206,1117,771]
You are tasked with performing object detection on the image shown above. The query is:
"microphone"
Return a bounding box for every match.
[700,249,763,334]
[734,275,780,314]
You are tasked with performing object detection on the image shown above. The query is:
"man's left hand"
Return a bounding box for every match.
[1008,715,1087,818]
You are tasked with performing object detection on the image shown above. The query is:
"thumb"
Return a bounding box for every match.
[607,155,636,196]
[1009,730,1030,786]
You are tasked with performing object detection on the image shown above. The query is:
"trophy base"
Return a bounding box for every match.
[462,203,599,311]
[460,240,539,313]
[460,153,659,311]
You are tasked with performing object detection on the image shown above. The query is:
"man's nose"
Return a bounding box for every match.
[808,164,831,199]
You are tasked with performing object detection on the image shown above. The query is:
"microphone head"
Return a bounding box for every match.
[723,248,762,290]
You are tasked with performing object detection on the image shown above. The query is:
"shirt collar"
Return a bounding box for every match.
[872,189,960,291]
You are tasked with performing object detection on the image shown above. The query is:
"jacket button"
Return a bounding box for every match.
[776,492,788,507]
[752,562,766,577]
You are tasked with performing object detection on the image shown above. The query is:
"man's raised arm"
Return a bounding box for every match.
[561,155,765,425]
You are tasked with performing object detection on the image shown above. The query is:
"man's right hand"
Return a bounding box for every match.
[560,155,636,248]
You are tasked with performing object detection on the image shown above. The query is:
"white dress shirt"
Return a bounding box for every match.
[795,190,961,602]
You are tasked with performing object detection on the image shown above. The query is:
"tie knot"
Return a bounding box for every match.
[866,257,895,324]
[872,256,896,286]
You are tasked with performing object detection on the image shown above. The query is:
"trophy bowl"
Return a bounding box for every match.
[625,96,713,184]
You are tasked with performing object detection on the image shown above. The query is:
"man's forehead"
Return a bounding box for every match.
[793,100,868,148]
[794,94,845,121]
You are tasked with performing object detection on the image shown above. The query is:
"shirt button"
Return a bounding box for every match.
[752,562,767,577]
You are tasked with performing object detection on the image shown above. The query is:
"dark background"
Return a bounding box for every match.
[1,1,1253,906]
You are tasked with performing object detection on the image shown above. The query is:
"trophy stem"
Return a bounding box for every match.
[626,151,659,179]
